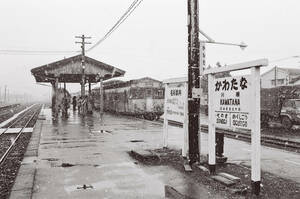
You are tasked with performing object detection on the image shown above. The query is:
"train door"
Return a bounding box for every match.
[146,97,152,112]
[145,89,153,112]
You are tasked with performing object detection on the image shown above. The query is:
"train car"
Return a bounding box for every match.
[93,77,164,120]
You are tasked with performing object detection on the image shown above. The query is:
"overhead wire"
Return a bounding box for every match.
[0,49,77,55]
[0,0,144,55]
[87,0,144,52]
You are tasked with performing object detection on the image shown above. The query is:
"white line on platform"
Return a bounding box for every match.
[285,160,300,166]
[0,128,33,134]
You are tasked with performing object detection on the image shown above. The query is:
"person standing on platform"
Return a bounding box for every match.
[62,96,69,118]
[72,96,77,111]
[78,96,82,114]
[87,94,93,114]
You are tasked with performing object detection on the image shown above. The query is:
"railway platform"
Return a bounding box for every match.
[9,107,300,198]
[10,108,224,199]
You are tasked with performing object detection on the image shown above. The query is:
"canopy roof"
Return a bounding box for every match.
[31,54,125,83]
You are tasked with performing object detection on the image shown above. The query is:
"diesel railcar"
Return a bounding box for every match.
[93,77,164,120]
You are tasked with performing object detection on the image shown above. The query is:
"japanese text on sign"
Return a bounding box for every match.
[213,76,251,130]
[165,84,186,123]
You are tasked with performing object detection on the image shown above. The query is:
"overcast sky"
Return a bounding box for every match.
[0,0,300,101]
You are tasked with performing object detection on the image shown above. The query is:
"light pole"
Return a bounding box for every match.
[199,29,247,50]
[198,29,247,167]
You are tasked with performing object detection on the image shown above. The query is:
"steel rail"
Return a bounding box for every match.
[0,105,37,137]
[0,106,40,165]
[125,114,300,151]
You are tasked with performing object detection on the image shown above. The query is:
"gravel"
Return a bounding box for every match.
[131,148,300,199]
[0,104,41,199]
[0,133,32,199]
[0,105,27,124]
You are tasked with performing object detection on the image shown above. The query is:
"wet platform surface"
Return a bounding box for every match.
[31,109,218,199]
[16,107,300,199]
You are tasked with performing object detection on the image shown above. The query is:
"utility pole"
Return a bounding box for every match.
[4,85,7,104]
[274,66,277,87]
[75,34,91,97]
[187,0,200,164]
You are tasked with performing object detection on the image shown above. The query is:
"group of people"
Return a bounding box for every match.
[72,95,94,115]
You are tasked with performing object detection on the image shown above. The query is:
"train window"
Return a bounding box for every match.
[158,90,163,97]
[146,89,152,97]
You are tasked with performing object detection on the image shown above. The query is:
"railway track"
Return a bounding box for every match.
[200,125,300,152]
[0,104,20,112]
[0,108,38,164]
[0,104,28,124]
[0,104,41,199]
[140,117,300,152]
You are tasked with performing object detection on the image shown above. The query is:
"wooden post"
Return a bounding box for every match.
[208,74,216,173]
[187,0,200,164]
[251,66,261,195]
[88,82,91,95]
[64,82,66,97]
[163,84,169,148]
[54,77,59,119]
[99,77,104,125]
[81,77,85,97]
[51,82,56,114]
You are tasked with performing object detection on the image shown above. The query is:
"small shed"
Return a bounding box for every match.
[31,54,125,117]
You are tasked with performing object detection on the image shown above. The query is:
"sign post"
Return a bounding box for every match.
[251,66,261,195]
[204,59,268,196]
[163,78,188,157]
[208,74,216,173]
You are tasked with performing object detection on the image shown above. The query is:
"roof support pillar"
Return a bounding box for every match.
[99,77,104,126]
[52,77,59,119]
[88,82,91,95]
[81,75,85,97]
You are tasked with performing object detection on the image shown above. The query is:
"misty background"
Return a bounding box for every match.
[0,0,299,102]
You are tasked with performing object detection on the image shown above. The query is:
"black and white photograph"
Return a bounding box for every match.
[0,0,300,198]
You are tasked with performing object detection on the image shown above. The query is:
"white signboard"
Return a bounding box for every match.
[213,75,251,129]
[165,83,187,123]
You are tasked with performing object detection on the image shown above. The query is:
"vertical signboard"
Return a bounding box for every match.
[212,75,251,130]
[165,83,187,123]
[163,78,188,157]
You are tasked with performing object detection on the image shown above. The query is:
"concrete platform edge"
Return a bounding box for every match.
[9,119,43,199]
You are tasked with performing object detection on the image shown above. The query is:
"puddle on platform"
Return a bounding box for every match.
[130,139,144,143]
[42,158,59,161]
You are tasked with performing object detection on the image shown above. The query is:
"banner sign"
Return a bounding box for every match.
[213,75,251,129]
[165,83,187,123]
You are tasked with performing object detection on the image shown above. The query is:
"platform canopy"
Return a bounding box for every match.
[31,54,125,83]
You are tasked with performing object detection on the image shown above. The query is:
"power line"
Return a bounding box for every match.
[0,49,77,55]
[87,0,144,52]
[0,0,144,55]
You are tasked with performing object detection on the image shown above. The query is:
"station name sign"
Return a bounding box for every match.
[165,84,186,123]
[213,75,251,130]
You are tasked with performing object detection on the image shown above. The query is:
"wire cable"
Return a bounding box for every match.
[0,0,144,55]
[87,0,143,52]
[0,49,77,55]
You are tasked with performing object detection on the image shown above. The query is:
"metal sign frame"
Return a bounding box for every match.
[204,58,268,195]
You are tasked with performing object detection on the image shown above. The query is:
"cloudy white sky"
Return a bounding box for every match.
[0,0,300,101]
